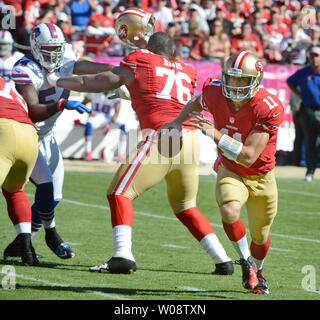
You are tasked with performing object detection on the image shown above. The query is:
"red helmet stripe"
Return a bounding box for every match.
[119,9,146,19]
[46,23,57,39]
[232,51,249,69]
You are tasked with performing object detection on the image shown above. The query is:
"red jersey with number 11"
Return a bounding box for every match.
[120,49,197,131]
[201,77,284,176]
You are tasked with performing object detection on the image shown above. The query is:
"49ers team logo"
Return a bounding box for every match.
[118,24,128,40]
[256,60,263,72]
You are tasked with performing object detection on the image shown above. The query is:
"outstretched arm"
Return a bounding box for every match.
[73,59,115,75]
[160,94,203,132]
[48,66,134,93]
[15,84,90,122]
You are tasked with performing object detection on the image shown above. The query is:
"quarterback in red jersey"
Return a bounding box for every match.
[0,77,39,265]
[48,31,234,275]
[162,51,284,295]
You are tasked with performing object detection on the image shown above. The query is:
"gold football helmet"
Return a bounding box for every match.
[114,8,156,48]
[222,51,264,102]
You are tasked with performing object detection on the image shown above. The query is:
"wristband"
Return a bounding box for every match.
[57,98,66,111]
[46,98,65,115]
[218,134,243,162]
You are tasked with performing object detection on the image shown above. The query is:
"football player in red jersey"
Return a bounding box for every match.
[47,31,234,276]
[162,51,284,295]
[0,77,39,265]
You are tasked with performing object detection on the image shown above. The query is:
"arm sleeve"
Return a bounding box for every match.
[12,63,42,90]
[120,50,138,73]
[253,101,284,134]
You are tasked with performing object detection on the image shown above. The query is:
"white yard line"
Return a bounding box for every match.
[278,189,320,198]
[21,189,319,298]
[294,211,320,216]
[26,192,320,244]
[162,244,189,249]
[0,272,130,300]
[48,196,319,245]
[269,247,295,252]
[178,286,208,292]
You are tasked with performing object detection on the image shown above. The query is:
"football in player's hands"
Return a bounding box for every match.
[108,85,131,100]
[157,124,183,158]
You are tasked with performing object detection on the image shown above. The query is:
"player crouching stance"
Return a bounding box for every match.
[162,51,284,294]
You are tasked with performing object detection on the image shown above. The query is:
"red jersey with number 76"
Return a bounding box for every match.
[120,49,197,131]
[201,77,284,176]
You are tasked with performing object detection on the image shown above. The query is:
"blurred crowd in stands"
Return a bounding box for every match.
[1,0,320,64]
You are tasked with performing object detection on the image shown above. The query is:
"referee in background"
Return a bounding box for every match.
[287,46,320,182]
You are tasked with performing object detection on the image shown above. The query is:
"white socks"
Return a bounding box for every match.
[200,233,231,264]
[113,225,135,261]
[15,222,31,234]
[231,234,251,260]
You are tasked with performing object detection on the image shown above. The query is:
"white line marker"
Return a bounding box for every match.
[0,272,130,300]
[294,212,320,216]
[269,247,295,252]
[25,194,320,244]
[162,244,189,249]
[179,286,208,292]
[278,189,320,198]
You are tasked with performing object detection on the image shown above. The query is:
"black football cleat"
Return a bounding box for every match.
[4,233,40,266]
[236,256,258,290]
[89,257,137,274]
[3,235,21,259]
[253,269,270,295]
[212,260,234,275]
[45,227,74,259]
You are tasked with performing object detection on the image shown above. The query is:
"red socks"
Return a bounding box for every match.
[222,219,246,242]
[2,188,31,225]
[223,218,270,260]
[176,207,214,242]
[251,236,271,260]
[107,194,134,228]
[107,196,214,243]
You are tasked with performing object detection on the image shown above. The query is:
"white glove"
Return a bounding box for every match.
[47,72,60,87]
[108,85,131,100]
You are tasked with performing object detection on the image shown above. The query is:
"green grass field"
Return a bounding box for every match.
[0,169,319,302]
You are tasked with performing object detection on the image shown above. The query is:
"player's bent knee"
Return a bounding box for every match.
[219,201,241,224]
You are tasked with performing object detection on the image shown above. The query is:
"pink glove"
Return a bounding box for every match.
[213,155,222,173]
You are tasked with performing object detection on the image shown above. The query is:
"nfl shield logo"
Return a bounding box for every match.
[230,117,235,124]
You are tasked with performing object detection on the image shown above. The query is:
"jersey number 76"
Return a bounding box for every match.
[155,67,192,104]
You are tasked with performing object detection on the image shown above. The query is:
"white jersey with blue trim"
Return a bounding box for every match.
[86,92,120,116]
[12,43,79,138]
[0,51,24,91]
